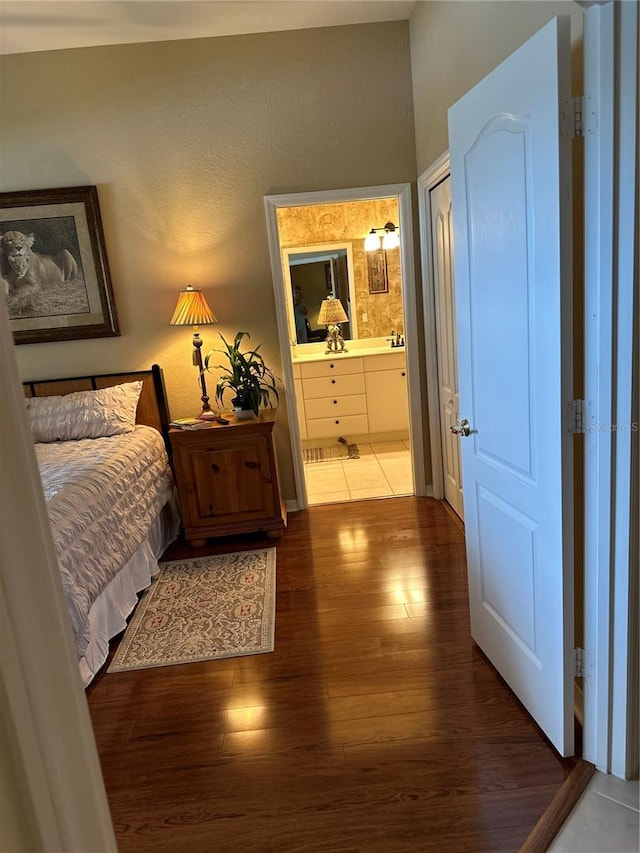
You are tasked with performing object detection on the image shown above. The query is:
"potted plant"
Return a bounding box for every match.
[204,331,279,418]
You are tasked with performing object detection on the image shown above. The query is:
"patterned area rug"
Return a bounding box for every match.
[303,443,360,463]
[108,549,276,673]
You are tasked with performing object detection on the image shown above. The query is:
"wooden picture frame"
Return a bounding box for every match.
[1,185,120,345]
[367,248,389,294]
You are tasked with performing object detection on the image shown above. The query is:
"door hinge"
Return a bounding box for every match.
[569,399,587,434]
[573,647,586,678]
[573,96,584,137]
[562,95,596,138]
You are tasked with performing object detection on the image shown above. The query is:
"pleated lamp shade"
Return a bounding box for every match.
[170,285,217,326]
[317,296,349,326]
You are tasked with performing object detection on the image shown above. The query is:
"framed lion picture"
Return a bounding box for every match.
[0,185,120,345]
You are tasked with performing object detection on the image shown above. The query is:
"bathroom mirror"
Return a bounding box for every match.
[282,243,357,348]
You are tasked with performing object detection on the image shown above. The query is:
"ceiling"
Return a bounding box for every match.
[0,0,416,56]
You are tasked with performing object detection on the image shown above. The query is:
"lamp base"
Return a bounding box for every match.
[325,324,348,355]
[197,411,219,420]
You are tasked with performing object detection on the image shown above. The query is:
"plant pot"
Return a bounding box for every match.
[233,406,255,420]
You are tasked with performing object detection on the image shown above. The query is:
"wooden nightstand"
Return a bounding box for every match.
[169,409,287,547]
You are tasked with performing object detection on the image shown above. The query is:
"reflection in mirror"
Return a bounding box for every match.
[282,243,357,348]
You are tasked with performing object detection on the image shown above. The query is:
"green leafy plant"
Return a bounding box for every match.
[204,331,279,416]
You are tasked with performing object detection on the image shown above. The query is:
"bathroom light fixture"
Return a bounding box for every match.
[364,221,400,252]
[364,229,381,252]
[170,284,218,418]
[317,295,349,354]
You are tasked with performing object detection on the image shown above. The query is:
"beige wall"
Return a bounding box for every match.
[0,22,416,498]
[409,0,584,174]
[277,198,404,340]
[0,710,39,853]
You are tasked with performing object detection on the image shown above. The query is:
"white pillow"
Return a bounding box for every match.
[26,381,143,443]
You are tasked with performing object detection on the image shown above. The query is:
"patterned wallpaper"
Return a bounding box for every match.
[276,198,404,339]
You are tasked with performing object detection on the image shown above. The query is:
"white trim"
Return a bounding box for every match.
[583,0,638,778]
[0,298,116,851]
[583,0,615,773]
[417,151,451,500]
[265,183,427,506]
[264,195,308,507]
[609,0,638,780]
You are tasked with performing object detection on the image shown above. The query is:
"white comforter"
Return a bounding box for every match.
[36,426,174,656]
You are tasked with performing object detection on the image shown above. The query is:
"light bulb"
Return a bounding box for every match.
[364,230,381,252]
[382,229,400,250]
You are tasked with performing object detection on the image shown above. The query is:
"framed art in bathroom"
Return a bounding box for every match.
[1,185,120,345]
[367,248,389,294]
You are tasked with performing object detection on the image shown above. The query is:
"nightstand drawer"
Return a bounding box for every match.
[306,413,369,439]
[304,394,367,420]
[302,373,365,400]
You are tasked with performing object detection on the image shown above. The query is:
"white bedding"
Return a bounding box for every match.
[36,425,176,668]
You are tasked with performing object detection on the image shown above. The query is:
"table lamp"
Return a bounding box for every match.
[317,295,349,354]
[170,285,218,418]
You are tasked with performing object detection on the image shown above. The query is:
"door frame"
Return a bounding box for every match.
[0,295,117,851]
[582,0,638,778]
[417,150,451,502]
[264,183,427,509]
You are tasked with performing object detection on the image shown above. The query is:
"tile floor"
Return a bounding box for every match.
[304,439,413,505]
[549,771,639,852]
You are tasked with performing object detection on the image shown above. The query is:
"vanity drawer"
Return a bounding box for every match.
[363,352,406,371]
[302,373,365,400]
[306,413,369,440]
[304,393,367,420]
[300,358,364,379]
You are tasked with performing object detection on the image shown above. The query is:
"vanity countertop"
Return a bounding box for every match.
[290,338,405,364]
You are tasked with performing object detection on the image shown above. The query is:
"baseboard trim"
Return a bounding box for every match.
[441,499,465,532]
[519,759,595,852]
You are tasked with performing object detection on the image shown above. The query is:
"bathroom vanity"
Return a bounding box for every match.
[291,338,409,442]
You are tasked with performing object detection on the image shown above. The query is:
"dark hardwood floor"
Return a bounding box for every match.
[87,496,575,852]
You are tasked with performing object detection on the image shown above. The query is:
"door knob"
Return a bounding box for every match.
[450,418,471,437]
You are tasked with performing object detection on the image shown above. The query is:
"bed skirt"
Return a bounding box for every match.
[80,494,180,686]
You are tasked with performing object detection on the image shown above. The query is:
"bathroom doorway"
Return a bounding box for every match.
[265,183,428,509]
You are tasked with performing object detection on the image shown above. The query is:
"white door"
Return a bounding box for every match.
[448,17,575,756]
[430,176,464,519]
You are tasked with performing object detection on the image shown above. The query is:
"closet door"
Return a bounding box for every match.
[430,176,464,519]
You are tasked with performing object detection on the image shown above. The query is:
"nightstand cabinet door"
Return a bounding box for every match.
[187,439,273,521]
[170,413,286,543]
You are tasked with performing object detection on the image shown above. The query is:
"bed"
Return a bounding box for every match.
[23,365,180,686]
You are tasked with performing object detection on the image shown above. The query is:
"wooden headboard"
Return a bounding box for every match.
[22,364,171,449]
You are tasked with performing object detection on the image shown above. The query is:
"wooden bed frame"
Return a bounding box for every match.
[22,364,171,450]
